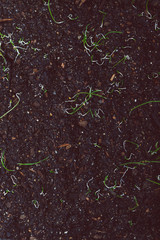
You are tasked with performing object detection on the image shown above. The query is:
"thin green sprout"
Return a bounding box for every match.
[124,140,139,149]
[0,51,7,65]
[82,24,90,47]
[146,179,160,186]
[91,31,122,52]
[1,151,15,172]
[146,0,149,12]
[121,160,160,166]
[129,196,139,211]
[103,175,109,185]
[149,142,160,155]
[113,55,130,68]
[130,100,160,114]
[66,89,106,115]
[48,0,64,24]
[99,10,107,28]
[93,143,101,148]
[68,14,79,21]
[128,220,133,226]
[0,93,21,120]
[17,156,49,166]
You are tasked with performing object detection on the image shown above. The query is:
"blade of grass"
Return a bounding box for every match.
[130,100,160,114]
[91,31,122,52]
[121,160,160,166]
[48,0,64,24]
[1,151,15,171]
[17,156,49,166]
[0,93,21,120]
[146,179,160,186]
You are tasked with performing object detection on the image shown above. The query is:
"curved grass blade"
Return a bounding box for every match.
[121,160,160,166]
[130,100,160,115]
[48,0,64,24]
[1,151,15,171]
[17,156,49,166]
[0,93,21,120]
[146,179,160,186]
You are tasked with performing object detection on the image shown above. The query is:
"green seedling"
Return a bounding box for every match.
[103,175,117,190]
[48,0,64,24]
[3,189,10,196]
[103,175,109,185]
[99,10,107,28]
[128,220,133,226]
[123,140,140,152]
[0,51,7,65]
[148,142,160,155]
[18,38,30,46]
[95,189,103,201]
[31,47,41,52]
[146,179,160,186]
[93,143,101,148]
[0,93,21,120]
[129,100,160,115]
[16,26,22,31]
[82,24,90,49]
[91,31,122,53]
[121,160,160,166]
[145,0,152,18]
[9,38,20,61]
[65,87,107,116]
[1,150,15,172]
[32,200,39,208]
[113,55,130,68]
[17,156,49,166]
[155,20,160,31]
[40,186,47,196]
[129,196,139,211]
[0,32,7,40]
[86,188,91,195]
[86,177,93,195]
[67,14,79,21]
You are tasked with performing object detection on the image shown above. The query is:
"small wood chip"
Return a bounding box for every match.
[110,74,116,81]
[58,143,71,149]
[0,19,13,23]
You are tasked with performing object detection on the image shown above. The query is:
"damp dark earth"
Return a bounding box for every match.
[0,0,160,239]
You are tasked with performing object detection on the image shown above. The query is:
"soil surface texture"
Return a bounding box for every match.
[0,0,160,239]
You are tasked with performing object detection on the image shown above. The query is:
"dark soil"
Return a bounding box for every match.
[0,0,160,239]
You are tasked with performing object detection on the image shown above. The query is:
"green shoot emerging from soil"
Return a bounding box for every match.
[82,26,122,65]
[130,100,160,115]
[121,160,160,166]
[48,0,64,24]
[65,87,106,116]
[98,10,107,28]
[113,55,130,68]
[0,93,21,120]
[17,156,49,166]
[148,142,160,155]
[146,179,160,186]
[0,150,15,172]
[129,196,139,211]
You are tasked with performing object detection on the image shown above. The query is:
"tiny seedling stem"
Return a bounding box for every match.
[146,179,160,186]
[130,100,160,114]
[0,93,21,120]
[48,0,64,24]
[1,150,15,171]
[17,156,49,166]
